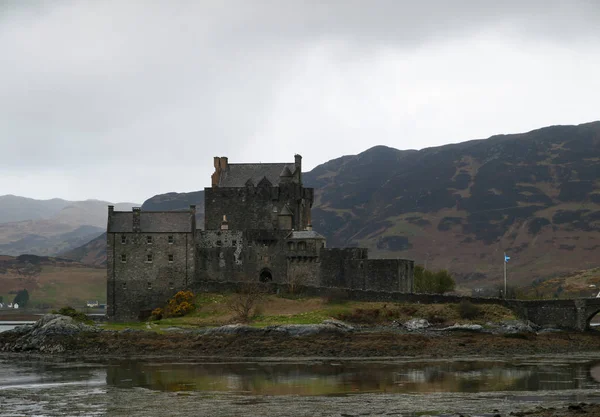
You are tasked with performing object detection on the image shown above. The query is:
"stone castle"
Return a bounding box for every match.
[107,155,414,320]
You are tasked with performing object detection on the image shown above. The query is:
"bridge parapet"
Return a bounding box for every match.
[504,298,600,331]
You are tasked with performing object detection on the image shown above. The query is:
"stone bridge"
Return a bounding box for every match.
[504,298,600,331]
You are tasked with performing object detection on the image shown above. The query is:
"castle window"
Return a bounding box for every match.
[147,282,152,290]
[146,254,153,263]
[168,235,174,244]
[216,240,222,247]
[121,235,127,244]
[122,282,127,289]
[120,254,127,263]
[232,240,237,247]
[321,242,325,248]
[298,241,306,250]
[288,242,295,250]
[169,282,174,289]
[168,254,174,263]
[147,236,153,244]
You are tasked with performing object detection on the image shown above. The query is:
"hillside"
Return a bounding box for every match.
[50,122,600,286]
[0,198,139,257]
[304,121,600,285]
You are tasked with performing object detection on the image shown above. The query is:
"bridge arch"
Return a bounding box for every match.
[586,308,600,330]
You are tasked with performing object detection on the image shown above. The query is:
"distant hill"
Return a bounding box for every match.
[0,197,139,257]
[64,121,600,287]
[59,232,107,266]
[0,195,70,223]
[142,191,205,226]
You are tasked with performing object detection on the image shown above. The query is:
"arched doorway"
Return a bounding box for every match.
[259,268,273,283]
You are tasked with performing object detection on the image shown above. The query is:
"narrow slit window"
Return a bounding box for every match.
[147,236,153,244]
[168,235,174,244]
[146,254,153,263]
[122,282,127,289]
[168,254,174,263]
[147,282,152,290]
[120,254,127,263]
[169,282,174,289]
[121,235,127,244]
[232,240,237,247]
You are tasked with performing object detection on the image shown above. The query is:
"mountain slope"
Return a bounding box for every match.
[0,195,70,223]
[304,121,600,284]
[0,198,139,256]
[66,121,600,286]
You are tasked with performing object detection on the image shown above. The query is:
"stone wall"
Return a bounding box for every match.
[204,183,313,231]
[107,231,195,321]
[196,229,290,284]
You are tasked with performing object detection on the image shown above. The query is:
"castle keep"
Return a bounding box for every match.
[107,155,414,320]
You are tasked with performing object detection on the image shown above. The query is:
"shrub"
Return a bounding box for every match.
[150,308,163,321]
[458,300,482,320]
[164,291,196,318]
[52,306,91,324]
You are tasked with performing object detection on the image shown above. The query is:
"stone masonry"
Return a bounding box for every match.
[107,154,414,321]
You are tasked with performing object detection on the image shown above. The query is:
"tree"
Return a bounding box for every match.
[13,289,29,307]
[414,266,455,294]
[285,271,311,295]
[227,282,267,322]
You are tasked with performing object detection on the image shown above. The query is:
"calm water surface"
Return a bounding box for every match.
[1,356,600,416]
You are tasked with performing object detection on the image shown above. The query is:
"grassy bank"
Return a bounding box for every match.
[102,292,516,332]
[0,264,105,309]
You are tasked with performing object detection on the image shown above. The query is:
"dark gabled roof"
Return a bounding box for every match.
[217,163,297,187]
[108,211,193,233]
[286,230,326,240]
[280,166,293,177]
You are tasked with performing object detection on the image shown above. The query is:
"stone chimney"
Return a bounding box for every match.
[294,154,302,171]
[211,156,230,187]
[107,205,114,230]
[132,207,141,233]
[306,224,313,231]
[220,214,229,230]
[294,154,302,183]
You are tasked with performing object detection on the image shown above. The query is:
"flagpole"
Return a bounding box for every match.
[504,252,507,298]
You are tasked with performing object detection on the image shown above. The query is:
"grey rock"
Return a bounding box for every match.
[201,324,262,336]
[499,320,539,334]
[0,314,99,352]
[404,318,431,331]
[198,322,354,338]
[439,323,484,332]
[322,319,354,332]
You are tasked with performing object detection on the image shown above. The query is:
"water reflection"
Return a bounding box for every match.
[105,360,600,395]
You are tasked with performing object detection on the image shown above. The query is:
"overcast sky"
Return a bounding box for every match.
[1,1,599,203]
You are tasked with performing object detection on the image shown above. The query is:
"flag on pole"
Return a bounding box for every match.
[504,253,510,263]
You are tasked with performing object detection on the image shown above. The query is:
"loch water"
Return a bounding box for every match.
[1,355,600,416]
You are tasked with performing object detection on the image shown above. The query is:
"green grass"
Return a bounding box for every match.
[101,293,516,331]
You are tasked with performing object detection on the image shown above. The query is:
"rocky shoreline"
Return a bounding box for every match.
[2,314,600,359]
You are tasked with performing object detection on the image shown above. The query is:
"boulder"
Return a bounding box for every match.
[404,318,431,331]
[499,320,539,334]
[0,314,99,353]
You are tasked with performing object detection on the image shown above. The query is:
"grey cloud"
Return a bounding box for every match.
[0,1,599,201]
